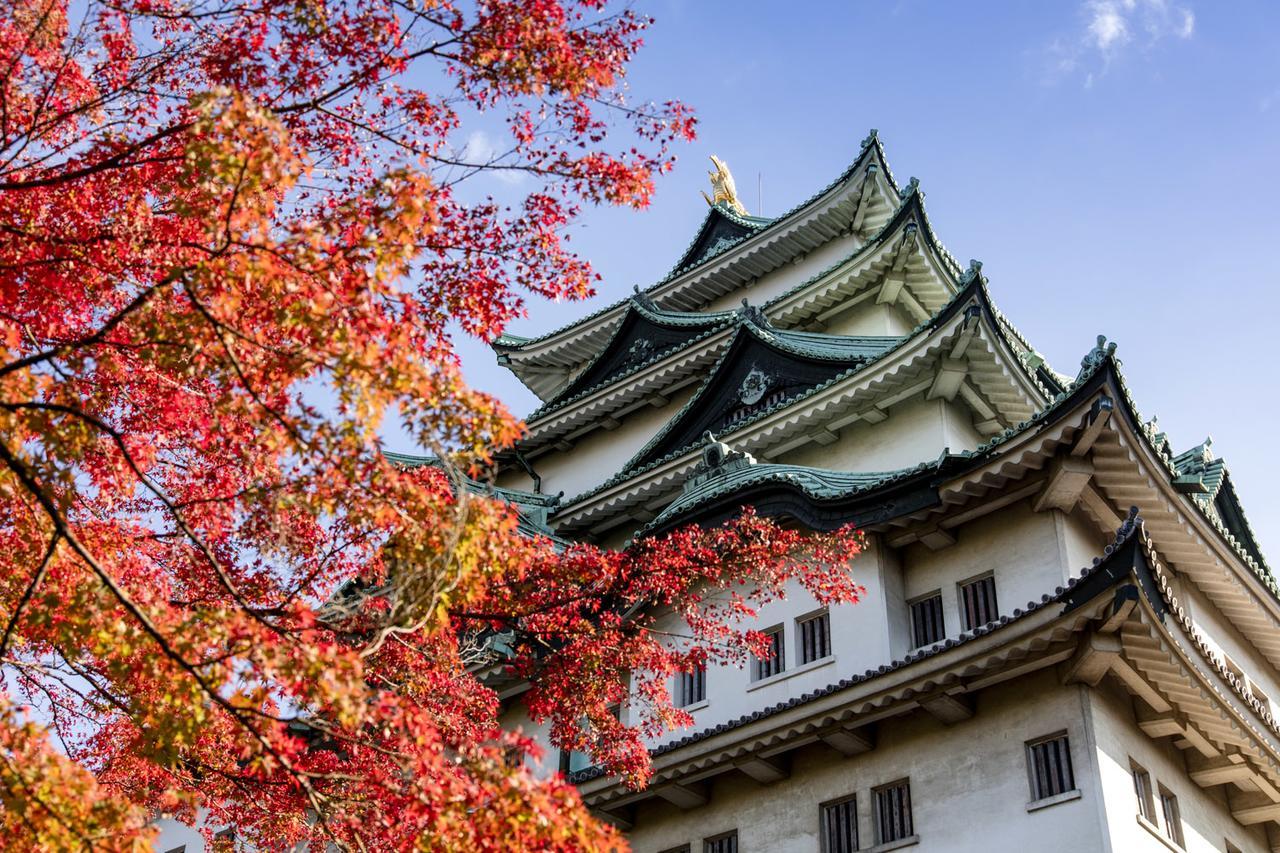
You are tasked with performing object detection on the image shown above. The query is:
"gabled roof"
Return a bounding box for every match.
[622,311,902,471]
[491,131,902,400]
[548,275,1057,533]
[668,203,773,275]
[381,450,564,543]
[1171,439,1268,567]
[526,295,740,421]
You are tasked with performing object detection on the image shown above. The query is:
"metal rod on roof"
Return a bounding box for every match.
[757,171,762,216]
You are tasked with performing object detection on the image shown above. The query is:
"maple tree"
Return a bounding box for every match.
[0,0,864,849]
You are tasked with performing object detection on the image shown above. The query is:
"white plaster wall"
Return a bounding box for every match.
[1177,580,1280,717]
[1054,507,1110,581]
[784,395,958,474]
[1086,679,1269,852]
[524,385,697,498]
[641,543,882,752]
[626,672,1104,853]
[498,694,561,781]
[900,500,1070,644]
[701,233,863,314]
[823,301,916,338]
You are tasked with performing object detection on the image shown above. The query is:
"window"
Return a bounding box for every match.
[753,625,786,680]
[798,610,831,665]
[959,574,998,630]
[677,665,706,707]
[1026,733,1075,800]
[1131,762,1156,824]
[873,780,913,845]
[820,794,858,853]
[1159,786,1184,847]
[703,830,737,853]
[659,847,691,853]
[909,592,946,648]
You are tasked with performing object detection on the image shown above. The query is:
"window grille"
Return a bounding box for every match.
[703,831,737,853]
[753,626,786,680]
[873,780,913,844]
[959,575,998,630]
[798,611,831,665]
[677,665,706,707]
[820,795,858,853]
[909,593,946,648]
[1159,787,1184,847]
[1131,762,1156,823]
[1026,733,1075,800]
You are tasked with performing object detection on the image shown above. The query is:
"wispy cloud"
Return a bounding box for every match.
[1044,0,1196,86]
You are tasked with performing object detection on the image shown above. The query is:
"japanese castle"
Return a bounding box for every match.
[485,134,1279,853]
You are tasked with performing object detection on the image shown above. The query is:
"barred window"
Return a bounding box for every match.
[1131,762,1156,823]
[959,575,998,630]
[820,794,858,853]
[677,665,706,708]
[1026,733,1075,800]
[753,625,786,680]
[798,611,831,665]
[703,830,737,853]
[1159,786,1183,847]
[909,592,946,648]
[873,780,913,845]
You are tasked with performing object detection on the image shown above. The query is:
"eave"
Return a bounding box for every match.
[574,515,1145,811]
[516,199,978,449]
[551,283,1048,536]
[492,132,902,401]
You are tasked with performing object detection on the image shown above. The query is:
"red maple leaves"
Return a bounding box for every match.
[0,0,862,848]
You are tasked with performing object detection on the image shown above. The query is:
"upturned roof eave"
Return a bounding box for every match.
[550,278,1045,528]
[570,513,1146,790]
[489,133,897,377]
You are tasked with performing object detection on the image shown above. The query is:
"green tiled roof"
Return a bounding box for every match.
[642,434,942,535]
[381,450,564,543]
[490,130,895,355]
[523,296,741,423]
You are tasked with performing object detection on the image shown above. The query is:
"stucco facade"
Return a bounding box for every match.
[488,134,1280,853]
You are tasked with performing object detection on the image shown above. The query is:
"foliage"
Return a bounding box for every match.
[0,0,864,848]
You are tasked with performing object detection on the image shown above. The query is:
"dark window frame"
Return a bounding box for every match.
[1026,732,1076,801]
[703,829,738,853]
[958,573,999,631]
[676,664,707,708]
[753,624,786,681]
[797,609,832,665]
[873,778,914,845]
[908,591,946,648]
[819,793,859,853]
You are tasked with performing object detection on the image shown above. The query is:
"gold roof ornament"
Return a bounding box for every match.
[700,154,748,215]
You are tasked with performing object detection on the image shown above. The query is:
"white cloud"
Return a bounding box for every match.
[457,130,525,186]
[1044,0,1196,85]
[1086,1,1131,51]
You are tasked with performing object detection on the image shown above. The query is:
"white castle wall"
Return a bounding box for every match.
[626,672,1106,853]
[1087,678,1271,852]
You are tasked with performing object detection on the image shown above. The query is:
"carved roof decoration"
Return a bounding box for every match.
[621,308,904,471]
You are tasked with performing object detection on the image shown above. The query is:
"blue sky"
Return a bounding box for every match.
[427,1,1280,554]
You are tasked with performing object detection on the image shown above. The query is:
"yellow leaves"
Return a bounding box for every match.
[180,89,307,238]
